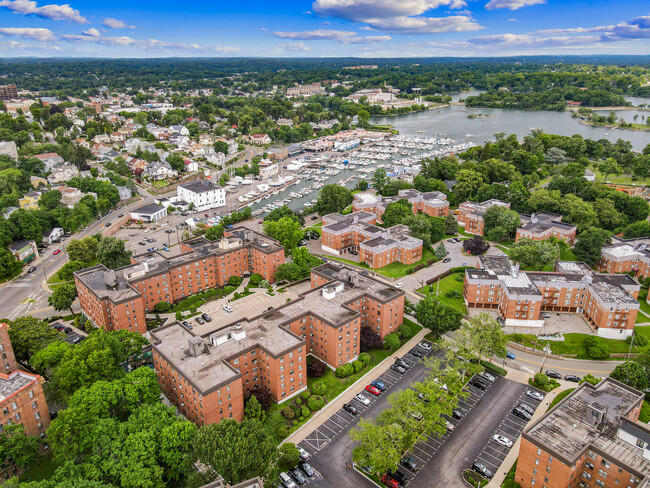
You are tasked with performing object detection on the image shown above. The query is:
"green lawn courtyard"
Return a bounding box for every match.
[416,271,467,314]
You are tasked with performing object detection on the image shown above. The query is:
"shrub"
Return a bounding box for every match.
[311,381,326,395]
[301,405,310,418]
[397,322,412,339]
[249,273,263,286]
[584,336,610,359]
[627,334,648,347]
[154,301,171,313]
[360,326,382,352]
[279,443,301,466]
[295,398,302,406]
[533,373,549,388]
[481,361,507,376]
[352,360,364,373]
[335,363,354,378]
[308,395,324,411]
[445,290,461,298]
[228,275,243,286]
[639,288,648,300]
[358,352,371,365]
[278,426,288,438]
[298,416,304,422]
[384,333,400,350]
[307,358,327,378]
[282,407,295,419]
[301,390,311,400]
[244,286,250,294]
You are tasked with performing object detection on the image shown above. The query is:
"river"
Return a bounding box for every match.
[371,91,650,151]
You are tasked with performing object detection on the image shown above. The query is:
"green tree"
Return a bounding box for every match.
[39,189,62,211]
[315,185,353,215]
[544,147,567,167]
[482,206,521,240]
[357,109,370,128]
[451,169,485,204]
[0,247,21,279]
[384,333,400,350]
[382,199,413,227]
[97,236,133,269]
[263,217,304,252]
[434,242,448,260]
[244,395,264,421]
[599,157,623,181]
[264,205,305,226]
[204,225,224,241]
[274,263,304,282]
[278,442,301,466]
[561,162,586,178]
[167,154,186,173]
[573,227,611,265]
[291,247,323,274]
[454,313,507,359]
[356,179,369,191]
[0,424,40,469]
[508,238,560,271]
[610,361,649,392]
[415,298,462,339]
[213,140,229,155]
[444,213,457,235]
[188,419,278,486]
[8,316,63,362]
[371,169,389,194]
[48,283,78,316]
[66,236,98,263]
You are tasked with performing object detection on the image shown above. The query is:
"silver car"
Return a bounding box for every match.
[492,434,513,448]
[526,390,544,402]
[354,393,371,406]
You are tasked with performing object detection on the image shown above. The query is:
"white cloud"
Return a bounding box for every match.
[340,35,392,44]
[507,18,517,22]
[62,32,240,52]
[102,17,135,29]
[0,26,55,41]
[311,0,481,34]
[82,27,99,37]
[485,0,546,10]
[278,42,310,51]
[535,16,650,41]
[272,29,356,40]
[0,38,59,50]
[0,0,87,23]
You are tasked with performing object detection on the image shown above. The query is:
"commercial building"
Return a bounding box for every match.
[320,211,423,268]
[457,199,510,236]
[286,83,325,97]
[177,180,226,212]
[150,263,404,426]
[75,228,286,334]
[516,212,577,245]
[0,85,18,101]
[353,189,449,222]
[8,240,38,264]
[464,255,640,337]
[599,237,650,280]
[130,203,168,223]
[515,377,649,488]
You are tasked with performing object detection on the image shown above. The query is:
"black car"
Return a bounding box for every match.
[469,378,488,390]
[267,306,274,311]
[512,406,532,420]
[394,357,409,369]
[400,457,417,472]
[443,257,451,263]
[349,250,358,255]
[388,470,407,485]
[390,364,406,375]
[298,461,315,477]
[342,403,358,415]
[409,348,424,359]
[360,270,369,276]
[311,216,318,220]
[181,321,193,330]
[118,214,124,218]
[417,393,429,404]
[472,462,493,479]
[195,317,204,325]
[202,313,212,322]
[545,370,562,380]
[452,408,465,420]
[28,266,36,273]
[290,467,307,485]
[565,374,581,383]
[62,326,72,334]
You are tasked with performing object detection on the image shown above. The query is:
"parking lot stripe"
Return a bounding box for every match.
[319,423,338,436]
[334,412,351,424]
[327,416,346,430]
[383,371,401,382]
[408,451,427,464]
[414,444,435,457]
[480,450,506,464]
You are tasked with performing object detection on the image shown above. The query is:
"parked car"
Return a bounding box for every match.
[62,326,72,334]
[541,312,551,318]
[517,403,535,416]
[51,323,65,332]
[195,317,204,325]
[394,357,409,369]
[139,242,146,246]
[105,222,111,227]
[381,474,400,488]
[181,321,193,330]
[496,317,505,326]
[526,390,544,401]
[349,250,358,255]
[478,372,496,383]
[469,378,488,390]
[400,457,417,472]
[354,393,370,406]
[388,470,407,485]
[409,348,424,359]
[360,271,369,276]
[267,306,274,311]
[311,215,318,220]
[395,282,404,288]
[390,364,406,375]
[297,446,309,460]
[118,214,124,218]
[165,229,174,234]
[512,406,532,420]
[371,380,386,391]
[27,266,36,273]
[298,461,315,477]
[278,471,297,488]
[417,341,433,351]
[53,249,61,255]
[342,403,358,415]
[493,434,513,448]
[365,385,381,396]
[472,462,493,479]
[290,467,306,485]
[201,313,212,322]
[222,305,233,313]
[506,351,516,359]
[445,420,455,431]
[409,411,423,421]
[452,408,465,420]
[443,257,451,263]
[565,374,581,383]
[545,370,562,380]
[417,393,429,404]
[71,336,84,345]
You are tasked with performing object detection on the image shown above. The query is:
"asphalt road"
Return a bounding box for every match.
[499,347,622,378]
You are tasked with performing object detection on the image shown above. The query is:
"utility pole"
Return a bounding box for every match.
[626,331,635,360]
[539,343,551,374]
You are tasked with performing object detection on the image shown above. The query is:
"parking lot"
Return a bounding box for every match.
[472,387,546,479]
[287,345,534,488]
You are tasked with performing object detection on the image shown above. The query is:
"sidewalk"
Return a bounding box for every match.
[284,327,431,446]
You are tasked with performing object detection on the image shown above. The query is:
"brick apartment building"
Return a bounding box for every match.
[0,85,18,102]
[457,199,510,235]
[75,228,285,335]
[353,189,449,222]
[320,211,423,268]
[515,378,649,488]
[599,236,650,280]
[516,212,578,245]
[464,256,640,338]
[150,263,404,426]
[0,323,49,481]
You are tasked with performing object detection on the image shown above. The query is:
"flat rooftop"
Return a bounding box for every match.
[75,265,141,302]
[179,180,220,194]
[0,371,37,401]
[132,203,165,215]
[461,199,509,217]
[525,378,645,467]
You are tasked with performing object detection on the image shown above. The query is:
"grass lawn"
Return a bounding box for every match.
[590,168,646,187]
[304,225,322,236]
[508,326,650,359]
[262,318,422,444]
[373,247,437,279]
[638,298,650,317]
[152,180,169,188]
[417,272,467,314]
[19,453,58,483]
[547,388,575,411]
[457,226,474,237]
[47,259,98,284]
[560,248,579,261]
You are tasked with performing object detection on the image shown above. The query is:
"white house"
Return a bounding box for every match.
[47,164,79,184]
[145,161,176,181]
[169,125,190,136]
[184,159,199,172]
[130,203,167,222]
[177,180,226,212]
[0,141,18,159]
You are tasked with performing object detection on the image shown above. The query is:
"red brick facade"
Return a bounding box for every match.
[458,199,510,236]
[0,324,17,374]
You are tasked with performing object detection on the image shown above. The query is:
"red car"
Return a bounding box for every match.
[365,385,381,396]
[53,249,61,255]
[381,475,399,488]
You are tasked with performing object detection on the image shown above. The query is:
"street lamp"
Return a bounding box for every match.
[539,343,551,374]
[626,331,636,360]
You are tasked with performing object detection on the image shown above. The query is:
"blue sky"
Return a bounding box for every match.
[0,0,648,57]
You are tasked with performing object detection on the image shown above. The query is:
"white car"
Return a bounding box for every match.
[445,420,455,431]
[298,446,310,460]
[144,228,151,233]
[395,282,404,288]
[493,434,513,448]
[418,341,433,351]
[526,390,544,402]
[222,305,233,313]
[354,393,371,406]
[478,372,496,383]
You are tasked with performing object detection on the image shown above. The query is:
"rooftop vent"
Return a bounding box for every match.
[586,401,608,429]
[188,336,203,358]
[104,270,118,289]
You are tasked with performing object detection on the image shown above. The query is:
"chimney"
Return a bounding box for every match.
[511,263,519,277]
